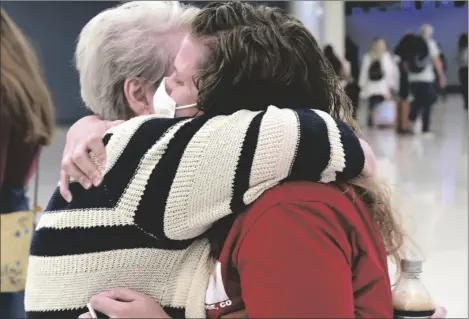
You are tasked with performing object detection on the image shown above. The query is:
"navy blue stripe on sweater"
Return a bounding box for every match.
[335,121,364,181]
[44,118,185,213]
[230,112,264,214]
[287,109,330,182]
[133,116,210,242]
[103,118,185,205]
[30,224,192,257]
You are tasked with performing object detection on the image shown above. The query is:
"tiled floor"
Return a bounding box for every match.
[359,96,468,317]
[31,95,468,317]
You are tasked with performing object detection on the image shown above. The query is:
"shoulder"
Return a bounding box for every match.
[227,182,367,255]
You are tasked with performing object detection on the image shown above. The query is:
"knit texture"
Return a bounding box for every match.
[26,106,364,318]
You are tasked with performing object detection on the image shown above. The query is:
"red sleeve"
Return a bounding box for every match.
[0,118,11,188]
[235,201,355,318]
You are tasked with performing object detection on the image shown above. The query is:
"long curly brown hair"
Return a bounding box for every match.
[190,2,404,267]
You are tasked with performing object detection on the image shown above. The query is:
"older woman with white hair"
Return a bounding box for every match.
[359,37,399,127]
[60,1,199,200]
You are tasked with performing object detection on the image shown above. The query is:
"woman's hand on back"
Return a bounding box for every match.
[60,115,123,202]
[78,288,170,318]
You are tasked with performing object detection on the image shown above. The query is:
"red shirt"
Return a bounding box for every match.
[205,182,392,318]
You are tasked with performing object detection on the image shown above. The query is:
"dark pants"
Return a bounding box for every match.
[345,82,360,119]
[367,95,384,127]
[459,67,468,109]
[409,82,437,133]
[0,187,29,319]
[398,62,409,100]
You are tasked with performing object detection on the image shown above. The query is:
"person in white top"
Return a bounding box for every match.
[359,38,399,127]
[407,24,446,135]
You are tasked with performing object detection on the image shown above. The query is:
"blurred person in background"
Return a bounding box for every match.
[0,8,55,318]
[345,35,361,119]
[407,24,446,136]
[435,42,447,101]
[324,44,348,80]
[324,44,353,112]
[458,33,468,110]
[359,38,398,128]
[394,30,415,134]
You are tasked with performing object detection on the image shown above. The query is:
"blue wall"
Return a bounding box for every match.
[2,1,119,124]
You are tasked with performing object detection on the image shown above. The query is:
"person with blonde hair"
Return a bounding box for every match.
[359,37,399,127]
[0,8,55,318]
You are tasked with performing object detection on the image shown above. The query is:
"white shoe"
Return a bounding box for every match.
[422,132,434,138]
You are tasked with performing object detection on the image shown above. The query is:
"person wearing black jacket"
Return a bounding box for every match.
[394,31,414,134]
[458,33,468,110]
[345,35,361,119]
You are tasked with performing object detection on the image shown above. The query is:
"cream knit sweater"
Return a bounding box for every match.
[26,106,364,318]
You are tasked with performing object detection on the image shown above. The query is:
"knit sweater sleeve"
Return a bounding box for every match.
[98,107,364,241]
[41,108,364,242]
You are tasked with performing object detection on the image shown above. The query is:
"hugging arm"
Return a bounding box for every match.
[82,107,366,240]
[59,110,374,202]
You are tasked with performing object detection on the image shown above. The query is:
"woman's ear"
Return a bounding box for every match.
[123,78,153,116]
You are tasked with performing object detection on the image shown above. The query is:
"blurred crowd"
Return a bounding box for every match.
[324,25,468,136]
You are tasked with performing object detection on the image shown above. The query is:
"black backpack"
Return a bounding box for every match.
[407,36,430,73]
[368,59,384,81]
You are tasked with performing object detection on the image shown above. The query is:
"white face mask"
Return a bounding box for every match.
[152,77,196,118]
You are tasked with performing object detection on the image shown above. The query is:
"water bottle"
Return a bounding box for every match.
[392,259,436,319]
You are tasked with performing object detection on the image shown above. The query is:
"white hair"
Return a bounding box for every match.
[75,1,199,120]
[420,24,434,39]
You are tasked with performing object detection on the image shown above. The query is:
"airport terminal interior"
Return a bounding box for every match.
[1,1,468,318]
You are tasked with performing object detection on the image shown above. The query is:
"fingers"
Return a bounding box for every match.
[73,135,104,186]
[78,312,92,318]
[90,295,128,318]
[106,288,140,302]
[59,170,72,203]
[61,153,91,197]
[85,134,107,186]
[63,152,91,189]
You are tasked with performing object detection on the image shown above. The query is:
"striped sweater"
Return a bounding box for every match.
[26,106,364,318]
